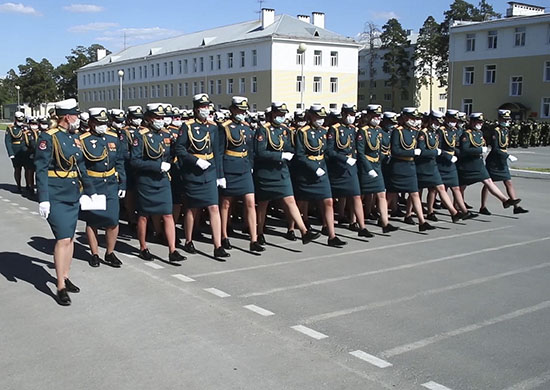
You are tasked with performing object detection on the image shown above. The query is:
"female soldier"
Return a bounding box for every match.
[254,102,320,245]
[80,108,126,268]
[294,105,346,247]
[34,99,97,306]
[175,94,229,259]
[23,117,40,195]
[5,111,29,193]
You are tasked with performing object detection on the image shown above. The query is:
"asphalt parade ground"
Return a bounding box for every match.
[1,144,550,390]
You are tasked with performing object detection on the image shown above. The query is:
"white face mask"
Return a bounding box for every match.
[234,113,246,123]
[164,117,172,126]
[500,121,510,127]
[30,125,38,130]
[369,118,381,127]
[172,119,182,127]
[68,118,80,132]
[95,124,108,134]
[447,121,457,128]
[273,116,285,125]
[406,119,416,128]
[16,120,24,126]
[430,122,440,131]
[297,121,307,128]
[112,122,123,129]
[151,119,164,130]
[346,116,356,125]
[474,123,483,131]
[198,108,210,120]
[313,119,325,128]
[131,118,142,127]
[40,124,48,130]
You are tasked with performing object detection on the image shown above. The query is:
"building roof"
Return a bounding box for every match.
[81,14,358,70]
[451,11,550,32]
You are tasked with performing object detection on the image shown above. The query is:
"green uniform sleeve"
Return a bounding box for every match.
[356,127,374,172]
[254,125,283,162]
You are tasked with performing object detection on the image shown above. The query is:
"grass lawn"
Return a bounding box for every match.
[511,166,550,173]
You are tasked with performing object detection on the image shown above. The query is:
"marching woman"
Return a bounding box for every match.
[458,113,521,212]
[356,104,399,233]
[5,111,29,193]
[218,96,265,253]
[480,109,527,215]
[79,108,126,268]
[254,102,320,245]
[23,117,40,195]
[175,93,229,259]
[34,99,97,306]
[294,105,347,247]
[387,107,435,232]
[131,103,186,263]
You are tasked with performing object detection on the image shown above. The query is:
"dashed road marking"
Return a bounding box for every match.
[144,262,164,270]
[2,199,10,202]
[19,207,28,211]
[502,370,550,390]
[244,304,275,317]
[291,325,328,340]
[422,381,453,390]
[203,288,231,298]
[10,203,18,206]
[349,350,392,368]
[172,274,195,283]
[30,212,39,215]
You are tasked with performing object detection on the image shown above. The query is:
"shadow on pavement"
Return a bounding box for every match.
[0,252,57,300]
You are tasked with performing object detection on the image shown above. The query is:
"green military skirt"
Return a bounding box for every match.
[485,154,511,182]
[48,200,80,240]
[295,174,332,201]
[416,160,443,189]
[328,164,361,198]
[254,176,294,202]
[222,171,254,197]
[137,179,173,216]
[387,159,419,193]
[184,178,218,208]
[359,163,385,194]
[458,156,490,186]
[436,157,460,188]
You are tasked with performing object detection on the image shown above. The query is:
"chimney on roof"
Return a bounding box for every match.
[97,49,107,61]
[312,12,325,29]
[298,14,311,23]
[261,8,275,29]
[506,2,545,17]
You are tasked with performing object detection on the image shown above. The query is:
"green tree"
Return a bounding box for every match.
[17,58,58,109]
[0,70,19,107]
[475,0,501,21]
[380,18,411,111]
[414,16,441,111]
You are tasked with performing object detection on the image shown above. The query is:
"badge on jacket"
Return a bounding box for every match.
[39,140,47,150]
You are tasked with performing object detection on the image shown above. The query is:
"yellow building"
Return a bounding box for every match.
[77,9,360,113]
[448,2,550,121]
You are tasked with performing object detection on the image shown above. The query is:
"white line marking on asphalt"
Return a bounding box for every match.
[172,274,195,283]
[191,226,512,278]
[10,203,18,206]
[422,381,453,390]
[502,370,550,390]
[30,212,39,215]
[381,300,550,359]
[511,168,550,175]
[2,199,9,202]
[244,304,275,317]
[144,262,164,270]
[349,350,392,368]
[304,262,550,324]
[19,207,28,211]
[291,325,328,340]
[204,288,231,298]
[240,236,550,298]
[124,254,137,259]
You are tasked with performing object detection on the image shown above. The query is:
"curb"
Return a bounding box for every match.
[510,169,550,180]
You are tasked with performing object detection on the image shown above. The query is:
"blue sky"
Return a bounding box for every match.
[0,0,530,76]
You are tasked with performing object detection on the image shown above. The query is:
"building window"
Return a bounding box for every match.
[251,76,257,93]
[192,81,198,95]
[239,77,245,93]
[209,80,214,95]
[296,103,304,110]
[541,97,550,118]
[164,62,168,75]
[313,76,322,92]
[144,86,148,98]
[358,95,365,101]
[184,82,189,96]
[252,49,257,66]
[462,98,473,115]
[150,64,154,77]
[227,53,233,68]
[217,55,221,69]
[510,76,523,96]
[296,50,304,65]
[156,63,160,77]
[139,86,143,98]
[466,33,476,52]
[314,50,322,66]
[401,90,409,100]
[463,66,475,85]
[139,67,143,79]
[178,83,182,96]
[193,58,197,72]
[330,77,338,93]
[150,86,155,98]
[485,64,496,84]
[200,81,205,93]
[384,93,392,101]
[200,57,204,72]
[544,61,550,82]
[252,103,257,112]
[439,93,447,100]
[384,80,392,87]
[210,55,214,71]
[170,83,174,97]
[93,73,96,84]
[296,76,304,92]
[227,78,234,94]
[164,84,169,97]
[330,51,338,66]
[240,51,245,67]
[183,59,188,74]
[217,79,222,94]
[170,61,174,75]
[488,30,498,49]
[144,66,147,79]
[178,60,182,74]
[514,27,526,47]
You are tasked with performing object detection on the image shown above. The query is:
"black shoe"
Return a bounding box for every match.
[426,213,438,222]
[214,246,231,258]
[258,234,266,245]
[451,212,462,223]
[302,230,321,245]
[56,288,71,306]
[419,222,436,232]
[104,252,122,268]
[465,202,473,209]
[183,241,197,254]
[403,216,416,225]
[503,198,521,208]
[321,226,329,236]
[242,225,250,235]
[358,228,374,238]
[64,278,80,293]
[479,207,492,216]
[169,250,187,262]
[513,206,529,214]
[461,211,478,220]
[139,248,154,261]
[221,238,232,250]
[284,230,297,241]
[433,201,442,210]
[249,241,265,252]
[89,254,101,267]
[382,224,399,233]
[391,209,405,218]
[328,236,347,247]
[367,212,379,221]
[348,222,360,232]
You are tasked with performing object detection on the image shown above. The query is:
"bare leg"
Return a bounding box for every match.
[282,196,308,234]
[184,208,199,243]
[256,201,268,236]
[297,200,309,225]
[410,192,426,224]
[376,192,390,226]
[321,198,337,239]
[208,205,222,249]
[352,195,366,229]
[151,215,163,238]
[405,195,414,217]
[480,184,489,209]
[427,188,437,214]
[162,214,176,253]
[451,186,469,213]
[503,180,517,200]
[243,193,258,242]
[85,225,99,255]
[14,166,22,190]
[220,196,232,240]
[137,215,148,250]
[54,238,73,290]
[482,178,508,202]
[105,225,119,254]
[435,184,458,215]
[364,193,374,217]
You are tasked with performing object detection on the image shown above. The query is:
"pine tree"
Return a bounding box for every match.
[414,16,441,111]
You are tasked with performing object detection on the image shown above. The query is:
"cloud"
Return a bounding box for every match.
[63,3,103,13]
[369,11,400,21]
[68,22,118,33]
[0,2,39,14]
[95,27,183,47]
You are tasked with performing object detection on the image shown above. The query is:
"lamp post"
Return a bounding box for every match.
[15,85,20,109]
[297,43,307,109]
[118,69,124,110]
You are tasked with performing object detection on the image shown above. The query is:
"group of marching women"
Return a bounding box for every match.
[10,95,527,305]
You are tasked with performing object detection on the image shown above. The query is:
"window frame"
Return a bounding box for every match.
[510,75,523,96]
[484,64,497,84]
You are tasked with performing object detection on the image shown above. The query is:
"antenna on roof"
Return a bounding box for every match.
[256,0,267,20]
[123,32,127,50]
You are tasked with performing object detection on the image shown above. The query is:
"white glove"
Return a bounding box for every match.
[346,157,357,166]
[414,149,422,156]
[482,146,488,153]
[508,155,518,162]
[39,201,50,219]
[160,162,171,172]
[282,152,294,161]
[451,156,458,163]
[368,169,378,178]
[9,155,14,159]
[437,149,442,156]
[217,178,227,189]
[196,158,211,170]
[315,168,325,177]
[251,169,253,174]
[118,190,126,199]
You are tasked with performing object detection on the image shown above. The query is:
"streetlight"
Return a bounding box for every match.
[118,69,124,110]
[297,43,307,109]
[15,85,20,109]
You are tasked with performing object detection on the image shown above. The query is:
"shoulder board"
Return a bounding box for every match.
[185,119,195,126]
[221,119,232,128]
[465,129,472,133]
[161,129,171,134]
[46,128,59,135]
[300,125,311,132]
[396,126,404,130]
[80,132,91,140]
[139,129,149,135]
[207,120,217,126]
[332,123,341,129]
[122,125,129,131]
[167,125,179,130]
[7,125,13,130]
[105,130,118,138]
